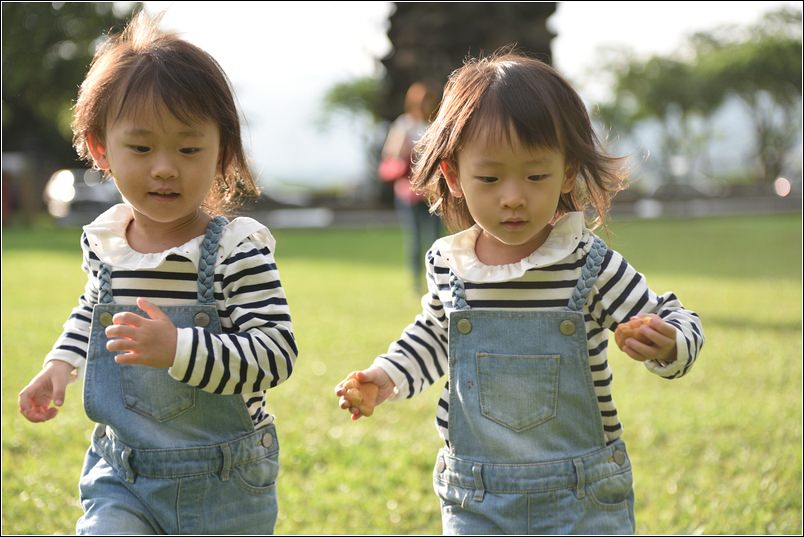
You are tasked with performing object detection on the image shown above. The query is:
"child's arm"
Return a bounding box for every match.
[334,367,396,420]
[334,248,449,419]
[18,360,77,422]
[593,246,704,378]
[166,232,297,393]
[614,313,678,365]
[22,232,99,422]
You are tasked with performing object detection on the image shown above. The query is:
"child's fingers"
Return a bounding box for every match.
[648,317,677,338]
[106,337,137,353]
[136,297,170,321]
[112,311,145,327]
[622,339,653,362]
[105,324,137,340]
[639,326,674,348]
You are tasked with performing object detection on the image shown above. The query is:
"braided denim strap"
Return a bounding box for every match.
[449,273,469,311]
[97,263,114,304]
[567,237,608,312]
[197,216,228,304]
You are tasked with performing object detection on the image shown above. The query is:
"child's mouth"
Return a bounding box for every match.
[150,191,179,200]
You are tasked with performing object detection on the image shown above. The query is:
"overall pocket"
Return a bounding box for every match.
[120,365,196,422]
[476,353,559,432]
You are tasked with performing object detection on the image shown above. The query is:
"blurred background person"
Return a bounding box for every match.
[378,81,443,292]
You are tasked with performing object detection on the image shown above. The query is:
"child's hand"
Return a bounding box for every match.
[105,297,177,368]
[334,367,395,421]
[615,314,677,364]
[19,360,75,422]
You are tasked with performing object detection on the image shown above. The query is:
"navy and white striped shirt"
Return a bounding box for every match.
[374,213,704,445]
[45,204,297,429]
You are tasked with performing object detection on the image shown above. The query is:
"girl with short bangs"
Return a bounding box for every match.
[337,50,704,534]
[20,11,297,535]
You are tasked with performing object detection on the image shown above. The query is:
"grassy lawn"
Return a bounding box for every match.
[2,213,801,534]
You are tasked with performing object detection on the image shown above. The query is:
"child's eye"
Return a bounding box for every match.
[180,147,201,155]
[475,176,498,183]
[527,174,549,181]
[129,145,150,153]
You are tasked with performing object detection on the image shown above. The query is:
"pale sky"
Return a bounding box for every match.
[144,1,799,190]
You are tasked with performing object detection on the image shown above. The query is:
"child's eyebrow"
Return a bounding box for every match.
[123,128,206,138]
[473,156,555,166]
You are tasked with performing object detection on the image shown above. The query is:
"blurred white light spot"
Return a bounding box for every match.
[46,170,76,203]
[634,198,663,219]
[774,177,791,197]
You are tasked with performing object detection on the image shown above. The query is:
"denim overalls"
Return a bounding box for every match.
[434,237,635,535]
[76,217,280,535]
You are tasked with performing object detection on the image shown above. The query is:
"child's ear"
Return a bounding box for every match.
[561,166,577,193]
[86,133,111,171]
[440,160,463,198]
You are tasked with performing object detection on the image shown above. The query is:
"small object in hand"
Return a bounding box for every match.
[614,316,653,349]
[342,372,379,417]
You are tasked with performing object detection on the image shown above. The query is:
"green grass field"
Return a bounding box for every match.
[2,213,802,534]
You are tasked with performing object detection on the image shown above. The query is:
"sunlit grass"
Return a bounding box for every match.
[2,214,801,534]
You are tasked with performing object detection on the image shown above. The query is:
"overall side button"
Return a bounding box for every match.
[559,319,576,336]
[456,318,472,335]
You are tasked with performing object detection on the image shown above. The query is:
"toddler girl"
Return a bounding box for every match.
[19,11,297,534]
[336,51,704,534]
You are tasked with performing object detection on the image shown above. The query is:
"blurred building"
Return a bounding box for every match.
[378,2,557,121]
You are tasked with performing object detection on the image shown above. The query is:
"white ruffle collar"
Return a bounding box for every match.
[435,212,586,283]
[82,203,274,270]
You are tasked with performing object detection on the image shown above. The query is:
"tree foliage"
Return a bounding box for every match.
[2,2,140,177]
[595,6,802,185]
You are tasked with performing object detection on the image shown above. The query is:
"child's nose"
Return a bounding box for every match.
[151,154,178,180]
[500,184,526,208]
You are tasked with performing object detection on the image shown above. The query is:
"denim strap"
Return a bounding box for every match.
[197,216,228,304]
[95,216,228,306]
[567,237,608,312]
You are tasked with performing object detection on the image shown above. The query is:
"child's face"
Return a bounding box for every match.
[88,105,221,228]
[444,130,575,262]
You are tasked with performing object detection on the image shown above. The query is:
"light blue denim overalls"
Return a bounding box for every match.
[434,237,635,535]
[76,217,280,535]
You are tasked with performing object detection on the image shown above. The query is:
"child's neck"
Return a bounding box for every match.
[126,210,212,254]
[475,225,552,266]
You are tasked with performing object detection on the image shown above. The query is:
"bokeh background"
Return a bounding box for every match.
[2,2,802,534]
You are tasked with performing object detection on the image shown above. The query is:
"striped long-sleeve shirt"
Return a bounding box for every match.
[374,212,704,445]
[45,204,297,429]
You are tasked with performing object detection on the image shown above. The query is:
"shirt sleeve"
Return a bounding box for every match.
[588,247,705,379]
[43,232,98,374]
[373,247,449,399]
[169,234,298,394]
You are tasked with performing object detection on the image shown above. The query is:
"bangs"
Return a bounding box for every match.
[111,55,215,127]
[462,65,564,152]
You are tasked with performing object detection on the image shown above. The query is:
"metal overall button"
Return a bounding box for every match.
[457,318,472,335]
[559,319,576,336]
[194,312,210,327]
[611,450,626,466]
[260,432,274,448]
[99,312,114,327]
[436,455,446,473]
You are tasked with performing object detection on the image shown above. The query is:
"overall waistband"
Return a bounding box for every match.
[435,440,629,497]
[92,423,277,483]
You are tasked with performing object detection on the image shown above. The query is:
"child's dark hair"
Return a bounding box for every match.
[411,49,626,232]
[72,10,258,215]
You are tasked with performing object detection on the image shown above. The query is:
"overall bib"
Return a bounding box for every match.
[434,237,635,535]
[77,217,279,535]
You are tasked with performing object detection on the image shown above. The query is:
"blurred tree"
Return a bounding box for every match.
[2,1,140,219]
[321,2,556,205]
[693,7,802,184]
[595,6,802,187]
[379,2,556,121]
[595,56,719,185]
